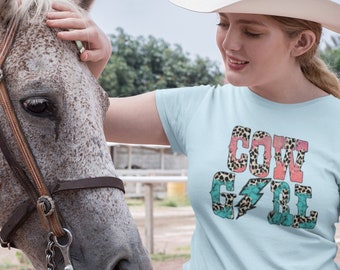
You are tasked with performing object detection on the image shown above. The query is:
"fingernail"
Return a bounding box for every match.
[81,52,88,61]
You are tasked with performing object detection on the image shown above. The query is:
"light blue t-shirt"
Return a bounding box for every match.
[156,84,340,270]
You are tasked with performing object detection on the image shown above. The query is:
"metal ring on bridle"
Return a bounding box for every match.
[37,196,56,217]
[52,228,74,270]
[53,228,73,248]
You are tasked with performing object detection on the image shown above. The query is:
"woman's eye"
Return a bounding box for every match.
[21,97,56,117]
[217,22,229,29]
[244,30,262,38]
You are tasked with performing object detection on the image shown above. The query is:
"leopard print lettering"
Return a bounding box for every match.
[273,136,308,183]
[249,131,272,177]
[228,126,251,173]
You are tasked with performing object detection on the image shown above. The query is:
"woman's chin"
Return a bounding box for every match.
[225,73,245,86]
[225,77,247,87]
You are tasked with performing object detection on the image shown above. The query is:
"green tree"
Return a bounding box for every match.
[99,28,223,97]
[321,47,340,76]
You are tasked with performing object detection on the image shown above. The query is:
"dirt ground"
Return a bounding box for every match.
[0,250,187,270]
[131,204,194,269]
[2,203,340,270]
[0,203,194,270]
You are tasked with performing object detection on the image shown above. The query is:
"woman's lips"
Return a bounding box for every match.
[227,56,249,71]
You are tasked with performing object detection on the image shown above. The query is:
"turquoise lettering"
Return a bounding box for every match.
[268,181,294,226]
[210,171,236,219]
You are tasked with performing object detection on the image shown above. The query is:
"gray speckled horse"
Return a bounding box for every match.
[0,0,152,269]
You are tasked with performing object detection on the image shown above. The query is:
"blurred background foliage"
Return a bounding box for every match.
[99,28,223,97]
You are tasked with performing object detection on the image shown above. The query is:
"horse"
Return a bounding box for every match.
[0,0,152,269]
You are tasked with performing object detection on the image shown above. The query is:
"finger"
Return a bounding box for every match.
[46,11,79,20]
[56,28,93,41]
[80,49,103,62]
[46,1,82,20]
[47,18,88,30]
[58,25,100,45]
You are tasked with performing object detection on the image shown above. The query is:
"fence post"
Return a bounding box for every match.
[144,183,154,253]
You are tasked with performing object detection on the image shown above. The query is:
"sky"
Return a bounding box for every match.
[89,0,223,65]
[89,0,340,69]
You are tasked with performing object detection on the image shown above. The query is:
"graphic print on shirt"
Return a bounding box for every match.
[210,125,318,229]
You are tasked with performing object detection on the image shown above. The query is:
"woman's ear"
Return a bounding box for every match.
[291,30,316,57]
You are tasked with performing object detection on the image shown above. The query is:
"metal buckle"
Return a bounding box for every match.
[0,236,11,250]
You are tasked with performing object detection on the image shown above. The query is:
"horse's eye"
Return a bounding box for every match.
[21,97,56,117]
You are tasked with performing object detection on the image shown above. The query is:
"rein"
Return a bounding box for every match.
[0,15,125,269]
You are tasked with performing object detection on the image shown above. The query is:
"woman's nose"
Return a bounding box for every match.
[222,28,241,51]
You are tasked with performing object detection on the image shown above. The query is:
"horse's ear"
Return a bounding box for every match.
[76,0,95,11]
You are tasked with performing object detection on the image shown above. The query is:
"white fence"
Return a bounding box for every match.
[119,171,187,253]
[108,143,188,253]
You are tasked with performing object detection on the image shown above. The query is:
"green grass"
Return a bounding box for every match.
[0,264,33,270]
[0,264,15,270]
[126,198,144,206]
[157,196,191,207]
[15,252,31,265]
[0,251,33,270]
[151,253,191,262]
[0,267,32,270]
[175,245,190,253]
[127,197,191,207]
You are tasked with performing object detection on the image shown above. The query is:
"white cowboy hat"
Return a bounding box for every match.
[169,0,340,34]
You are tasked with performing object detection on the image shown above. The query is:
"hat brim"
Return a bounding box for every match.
[170,0,340,34]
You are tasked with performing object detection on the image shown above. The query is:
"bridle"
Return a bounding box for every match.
[0,16,125,269]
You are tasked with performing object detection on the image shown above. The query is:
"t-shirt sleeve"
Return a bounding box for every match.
[155,85,213,155]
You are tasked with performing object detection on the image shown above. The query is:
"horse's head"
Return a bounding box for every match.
[0,0,152,269]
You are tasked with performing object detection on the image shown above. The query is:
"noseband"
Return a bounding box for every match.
[0,15,124,268]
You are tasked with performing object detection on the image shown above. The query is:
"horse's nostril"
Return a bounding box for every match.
[112,259,129,270]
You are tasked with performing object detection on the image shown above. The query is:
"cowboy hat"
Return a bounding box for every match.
[169,0,340,34]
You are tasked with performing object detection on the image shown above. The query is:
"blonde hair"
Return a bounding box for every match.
[4,0,81,23]
[270,16,340,98]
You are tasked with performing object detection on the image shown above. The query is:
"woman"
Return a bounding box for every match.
[47,0,340,269]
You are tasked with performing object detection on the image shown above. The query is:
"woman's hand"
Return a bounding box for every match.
[46,1,111,79]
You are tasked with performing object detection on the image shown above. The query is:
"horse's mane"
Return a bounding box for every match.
[13,0,81,22]
[17,0,52,19]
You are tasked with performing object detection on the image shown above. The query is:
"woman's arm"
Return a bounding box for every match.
[105,92,169,145]
[46,1,111,79]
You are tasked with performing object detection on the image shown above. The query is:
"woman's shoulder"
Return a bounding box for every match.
[156,84,241,101]
[321,95,340,112]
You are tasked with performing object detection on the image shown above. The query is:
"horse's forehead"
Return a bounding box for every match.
[5,19,93,94]
[10,22,70,74]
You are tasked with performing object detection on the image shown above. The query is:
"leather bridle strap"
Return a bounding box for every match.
[0,125,39,204]
[0,17,64,237]
[1,176,125,248]
[0,201,35,248]
[51,177,125,194]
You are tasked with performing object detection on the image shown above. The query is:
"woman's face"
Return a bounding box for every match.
[216,13,298,91]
